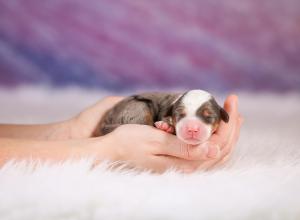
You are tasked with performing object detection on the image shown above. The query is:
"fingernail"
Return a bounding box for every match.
[207,145,220,159]
[199,145,209,158]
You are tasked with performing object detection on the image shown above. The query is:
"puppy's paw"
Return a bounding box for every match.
[154,121,174,133]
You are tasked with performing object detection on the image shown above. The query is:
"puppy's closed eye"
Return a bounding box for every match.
[202,109,214,117]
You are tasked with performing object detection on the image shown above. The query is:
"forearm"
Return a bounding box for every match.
[0,120,74,140]
[0,137,112,167]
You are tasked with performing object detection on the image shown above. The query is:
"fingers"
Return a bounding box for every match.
[98,96,125,111]
[151,155,199,173]
[157,133,209,161]
[159,110,243,172]
[208,94,239,148]
[214,94,239,143]
[153,104,239,162]
[102,96,125,104]
[193,95,242,170]
[205,143,221,159]
[222,115,243,157]
[82,96,125,119]
[94,96,125,117]
[207,114,244,170]
[75,96,125,138]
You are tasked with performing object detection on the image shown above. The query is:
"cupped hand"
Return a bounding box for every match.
[97,94,242,173]
[70,94,242,173]
[69,96,124,139]
[97,124,209,173]
[195,94,243,170]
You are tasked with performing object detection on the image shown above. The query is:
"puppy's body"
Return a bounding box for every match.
[98,90,229,144]
[98,93,180,135]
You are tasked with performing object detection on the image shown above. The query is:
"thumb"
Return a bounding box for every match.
[159,133,208,160]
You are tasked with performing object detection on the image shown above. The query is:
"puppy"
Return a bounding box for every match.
[97,90,229,145]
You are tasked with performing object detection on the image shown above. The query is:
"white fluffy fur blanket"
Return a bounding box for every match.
[0,87,300,220]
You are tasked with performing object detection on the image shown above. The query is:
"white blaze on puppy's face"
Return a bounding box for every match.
[175,90,214,145]
[182,90,212,117]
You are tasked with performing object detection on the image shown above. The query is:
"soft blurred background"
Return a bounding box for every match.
[0,0,300,125]
[0,0,299,93]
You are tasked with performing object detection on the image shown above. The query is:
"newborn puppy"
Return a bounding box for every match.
[97,90,229,145]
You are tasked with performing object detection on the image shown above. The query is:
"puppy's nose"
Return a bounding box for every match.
[187,126,199,134]
[184,122,201,137]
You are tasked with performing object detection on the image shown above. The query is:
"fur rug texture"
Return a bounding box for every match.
[0,87,299,220]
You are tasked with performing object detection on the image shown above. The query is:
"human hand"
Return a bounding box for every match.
[0,96,124,141]
[94,124,213,173]
[194,94,243,171]
[68,96,124,139]
[69,94,242,173]
[132,94,243,172]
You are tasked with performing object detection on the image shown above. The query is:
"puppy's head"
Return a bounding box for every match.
[171,90,229,145]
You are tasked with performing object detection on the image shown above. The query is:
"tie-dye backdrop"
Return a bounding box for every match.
[0,0,299,92]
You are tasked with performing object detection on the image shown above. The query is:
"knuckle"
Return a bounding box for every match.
[211,137,227,150]
[221,155,230,164]
[198,146,209,160]
[218,140,227,150]
[222,146,232,156]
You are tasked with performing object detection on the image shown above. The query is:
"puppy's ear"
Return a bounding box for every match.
[133,94,154,103]
[164,104,174,117]
[210,98,230,123]
[220,107,229,123]
[133,94,159,115]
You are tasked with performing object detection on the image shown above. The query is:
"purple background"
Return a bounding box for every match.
[0,0,300,92]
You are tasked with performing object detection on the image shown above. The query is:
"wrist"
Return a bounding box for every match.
[45,120,74,140]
